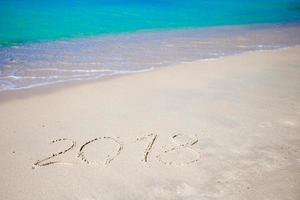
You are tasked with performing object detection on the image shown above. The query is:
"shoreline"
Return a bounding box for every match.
[1,23,300,93]
[0,44,298,102]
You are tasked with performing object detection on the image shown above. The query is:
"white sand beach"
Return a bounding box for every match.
[0,47,300,200]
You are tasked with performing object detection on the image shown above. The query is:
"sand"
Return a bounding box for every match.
[0,47,300,200]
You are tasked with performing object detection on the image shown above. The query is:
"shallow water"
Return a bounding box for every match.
[1,23,300,92]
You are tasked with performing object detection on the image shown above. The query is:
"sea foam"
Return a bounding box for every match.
[0,24,300,92]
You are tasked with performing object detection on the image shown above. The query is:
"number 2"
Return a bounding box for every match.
[32,138,76,169]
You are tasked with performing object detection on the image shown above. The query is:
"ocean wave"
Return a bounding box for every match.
[1,24,300,92]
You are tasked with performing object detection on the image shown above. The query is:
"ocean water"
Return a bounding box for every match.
[1,0,300,91]
[1,0,300,46]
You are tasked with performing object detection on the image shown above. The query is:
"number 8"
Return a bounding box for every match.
[156,134,200,166]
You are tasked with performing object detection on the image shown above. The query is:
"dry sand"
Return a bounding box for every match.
[0,47,300,200]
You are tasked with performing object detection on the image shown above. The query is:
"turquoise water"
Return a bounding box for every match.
[1,0,300,46]
[1,1,300,92]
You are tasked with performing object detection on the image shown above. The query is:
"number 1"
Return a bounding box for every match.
[135,133,158,162]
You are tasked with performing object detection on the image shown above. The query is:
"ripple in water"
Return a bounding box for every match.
[0,23,300,92]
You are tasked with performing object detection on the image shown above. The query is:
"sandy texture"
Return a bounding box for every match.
[0,47,300,200]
